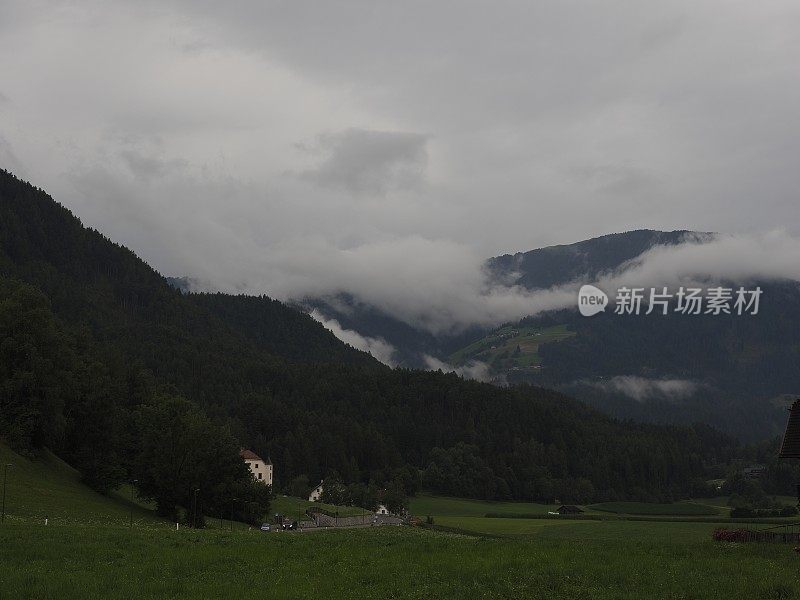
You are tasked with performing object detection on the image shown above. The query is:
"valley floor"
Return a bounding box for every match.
[2,443,797,599]
[1,520,798,599]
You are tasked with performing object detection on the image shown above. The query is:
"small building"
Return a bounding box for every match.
[240,449,272,485]
[375,504,390,515]
[308,481,324,502]
[742,465,766,479]
[556,505,583,515]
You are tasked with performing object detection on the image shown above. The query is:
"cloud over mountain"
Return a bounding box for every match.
[299,128,428,195]
[2,0,800,338]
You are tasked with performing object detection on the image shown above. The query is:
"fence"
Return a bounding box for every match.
[306,509,403,528]
[713,524,800,543]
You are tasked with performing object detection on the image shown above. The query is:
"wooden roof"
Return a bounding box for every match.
[240,449,264,462]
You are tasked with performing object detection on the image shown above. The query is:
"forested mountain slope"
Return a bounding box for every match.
[0,169,757,504]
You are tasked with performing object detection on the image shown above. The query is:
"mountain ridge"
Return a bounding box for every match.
[486,229,715,289]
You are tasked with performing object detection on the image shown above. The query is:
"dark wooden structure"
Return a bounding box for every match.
[557,505,583,515]
[778,399,800,509]
[713,400,800,543]
[779,400,800,459]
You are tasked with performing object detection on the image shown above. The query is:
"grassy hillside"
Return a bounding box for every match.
[0,443,158,526]
[448,324,575,372]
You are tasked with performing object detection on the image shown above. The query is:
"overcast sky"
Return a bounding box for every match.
[1,1,799,332]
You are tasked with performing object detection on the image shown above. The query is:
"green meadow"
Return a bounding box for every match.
[2,447,799,599]
[588,501,722,516]
[448,323,576,370]
[410,494,559,517]
[2,521,799,599]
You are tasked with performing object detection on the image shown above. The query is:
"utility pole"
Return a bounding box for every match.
[129,479,138,528]
[192,488,200,528]
[1,464,12,522]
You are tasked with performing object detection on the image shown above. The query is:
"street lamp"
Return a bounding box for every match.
[1,464,12,523]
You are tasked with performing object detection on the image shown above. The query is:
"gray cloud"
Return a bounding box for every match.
[601,231,800,291]
[299,128,428,195]
[0,134,26,178]
[1,0,800,339]
[120,149,187,181]
[309,309,397,366]
[422,355,494,383]
[588,376,700,402]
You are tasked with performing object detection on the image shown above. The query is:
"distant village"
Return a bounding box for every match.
[239,449,401,527]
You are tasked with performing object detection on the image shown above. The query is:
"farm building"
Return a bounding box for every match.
[742,465,766,479]
[308,481,324,502]
[557,505,583,515]
[240,449,272,485]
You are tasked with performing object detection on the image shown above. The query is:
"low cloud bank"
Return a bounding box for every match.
[588,376,700,402]
[309,309,397,366]
[606,230,800,290]
[292,230,800,334]
[53,154,800,338]
[422,355,494,383]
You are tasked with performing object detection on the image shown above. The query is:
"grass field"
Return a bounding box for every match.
[1,521,798,599]
[448,324,575,371]
[434,516,578,535]
[3,449,799,598]
[410,494,558,517]
[589,501,721,516]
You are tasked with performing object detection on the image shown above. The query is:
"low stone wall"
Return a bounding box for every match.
[312,512,374,527]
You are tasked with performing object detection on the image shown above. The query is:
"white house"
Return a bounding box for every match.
[308,480,324,502]
[240,449,272,485]
[375,504,390,515]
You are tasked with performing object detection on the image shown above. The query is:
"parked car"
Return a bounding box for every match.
[259,523,271,532]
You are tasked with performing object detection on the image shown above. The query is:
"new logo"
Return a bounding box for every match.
[578,284,608,316]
